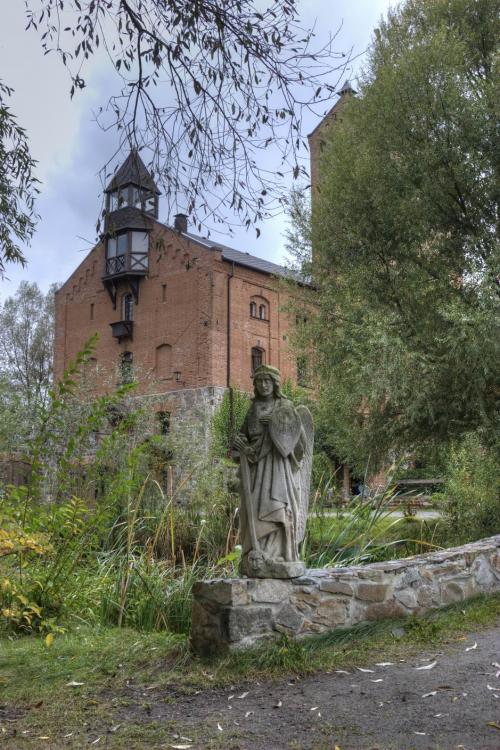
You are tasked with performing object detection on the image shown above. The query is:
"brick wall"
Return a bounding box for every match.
[54,224,301,399]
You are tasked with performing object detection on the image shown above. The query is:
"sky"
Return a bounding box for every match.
[0,0,395,300]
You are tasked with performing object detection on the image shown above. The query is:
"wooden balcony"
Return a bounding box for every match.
[110,320,134,342]
[103,251,148,279]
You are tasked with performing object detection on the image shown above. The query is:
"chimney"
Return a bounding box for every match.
[174,213,188,233]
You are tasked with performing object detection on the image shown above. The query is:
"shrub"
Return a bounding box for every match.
[437,433,500,545]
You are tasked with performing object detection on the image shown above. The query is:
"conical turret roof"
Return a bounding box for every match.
[105,150,160,194]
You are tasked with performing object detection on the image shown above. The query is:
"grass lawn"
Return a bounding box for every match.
[1,593,500,748]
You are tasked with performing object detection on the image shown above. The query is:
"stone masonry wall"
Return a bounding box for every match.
[191,535,500,655]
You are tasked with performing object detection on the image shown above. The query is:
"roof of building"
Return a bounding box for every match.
[178,229,310,283]
[105,150,161,194]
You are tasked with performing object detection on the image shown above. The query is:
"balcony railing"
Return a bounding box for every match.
[104,252,148,277]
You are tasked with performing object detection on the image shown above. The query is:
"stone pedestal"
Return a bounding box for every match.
[191,535,500,656]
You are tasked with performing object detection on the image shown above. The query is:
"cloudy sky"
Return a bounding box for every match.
[0,0,395,300]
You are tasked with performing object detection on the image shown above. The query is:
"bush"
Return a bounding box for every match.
[437,433,500,545]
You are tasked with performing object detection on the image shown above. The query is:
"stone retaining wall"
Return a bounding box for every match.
[191,535,500,655]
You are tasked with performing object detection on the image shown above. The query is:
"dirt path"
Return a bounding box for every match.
[121,627,500,750]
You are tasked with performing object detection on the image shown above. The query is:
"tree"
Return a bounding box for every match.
[0,281,56,413]
[292,0,500,472]
[24,0,347,234]
[0,82,39,276]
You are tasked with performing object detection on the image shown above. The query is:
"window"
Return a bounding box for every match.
[120,351,134,384]
[117,233,128,256]
[162,284,167,302]
[123,294,134,321]
[259,304,267,320]
[251,346,264,374]
[297,355,308,387]
[107,237,117,258]
[156,343,172,379]
[90,303,94,321]
[157,411,171,436]
[131,231,149,253]
[250,301,257,317]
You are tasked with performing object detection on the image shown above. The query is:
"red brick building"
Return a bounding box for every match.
[54,151,303,427]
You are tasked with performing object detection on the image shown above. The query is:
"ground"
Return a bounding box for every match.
[1,597,500,750]
[146,626,500,750]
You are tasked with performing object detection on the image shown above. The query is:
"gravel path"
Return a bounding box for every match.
[125,626,500,750]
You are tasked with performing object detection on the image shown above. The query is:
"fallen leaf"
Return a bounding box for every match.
[244,711,254,718]
[238,692,249,699]
[487,684,500,691]
[356,667,375,673]
[465,642,477,652]
[487,722,500,731]
[45,633,54,647]
[334,670,350,675]
[414,661,437,671]
[310,706,318,711]
[217,723,223,731]
[370,679,384,683]
[228,695,234,701]
[180,737,193,742]
[434,713,444,718]
[422,691,437,698]
[91,739,101,746]
[66,680,84,687]
[274,700,282,708]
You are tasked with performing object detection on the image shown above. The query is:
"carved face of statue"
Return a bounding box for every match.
[254,374,274,398]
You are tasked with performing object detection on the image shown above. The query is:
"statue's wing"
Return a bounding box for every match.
[296,404,314,543]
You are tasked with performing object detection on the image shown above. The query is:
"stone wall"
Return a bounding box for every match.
[191,535,500,655]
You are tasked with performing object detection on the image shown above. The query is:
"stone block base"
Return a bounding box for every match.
[191,535,500,655]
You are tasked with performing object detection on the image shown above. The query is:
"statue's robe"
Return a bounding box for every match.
[238,396,305,563]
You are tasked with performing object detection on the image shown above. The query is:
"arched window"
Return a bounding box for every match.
[123,294,134,321]
[259,304,267,320]
[120,351,134,384]
[250,301,257,317]
[251,346,265,374]
[155,343,172,380]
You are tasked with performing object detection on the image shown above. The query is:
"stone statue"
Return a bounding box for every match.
[233,365,313,578]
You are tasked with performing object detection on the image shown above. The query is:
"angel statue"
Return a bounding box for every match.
[233,365,313,579]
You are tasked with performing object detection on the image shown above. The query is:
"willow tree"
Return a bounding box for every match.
[305,0,499,471]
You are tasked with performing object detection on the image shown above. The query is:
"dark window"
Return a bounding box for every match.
[117,233,128,256]
[251,347,264,374]
[157,411,171,436]
[250,301,257,317]
[123,294,134,321]
[90,303,94,321]
[120,351,134,384]
[297,355,308,387]
[162,284,167,302]
[259,304,267,320]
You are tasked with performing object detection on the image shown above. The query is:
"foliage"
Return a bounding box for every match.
[437,432,500,545]
[211,387,250,459]
[0,282,57,431]
[0,81,39,275]
[289,0,500,471]
[25,0,348,234]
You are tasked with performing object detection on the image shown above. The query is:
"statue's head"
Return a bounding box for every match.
[252,364,282,399]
